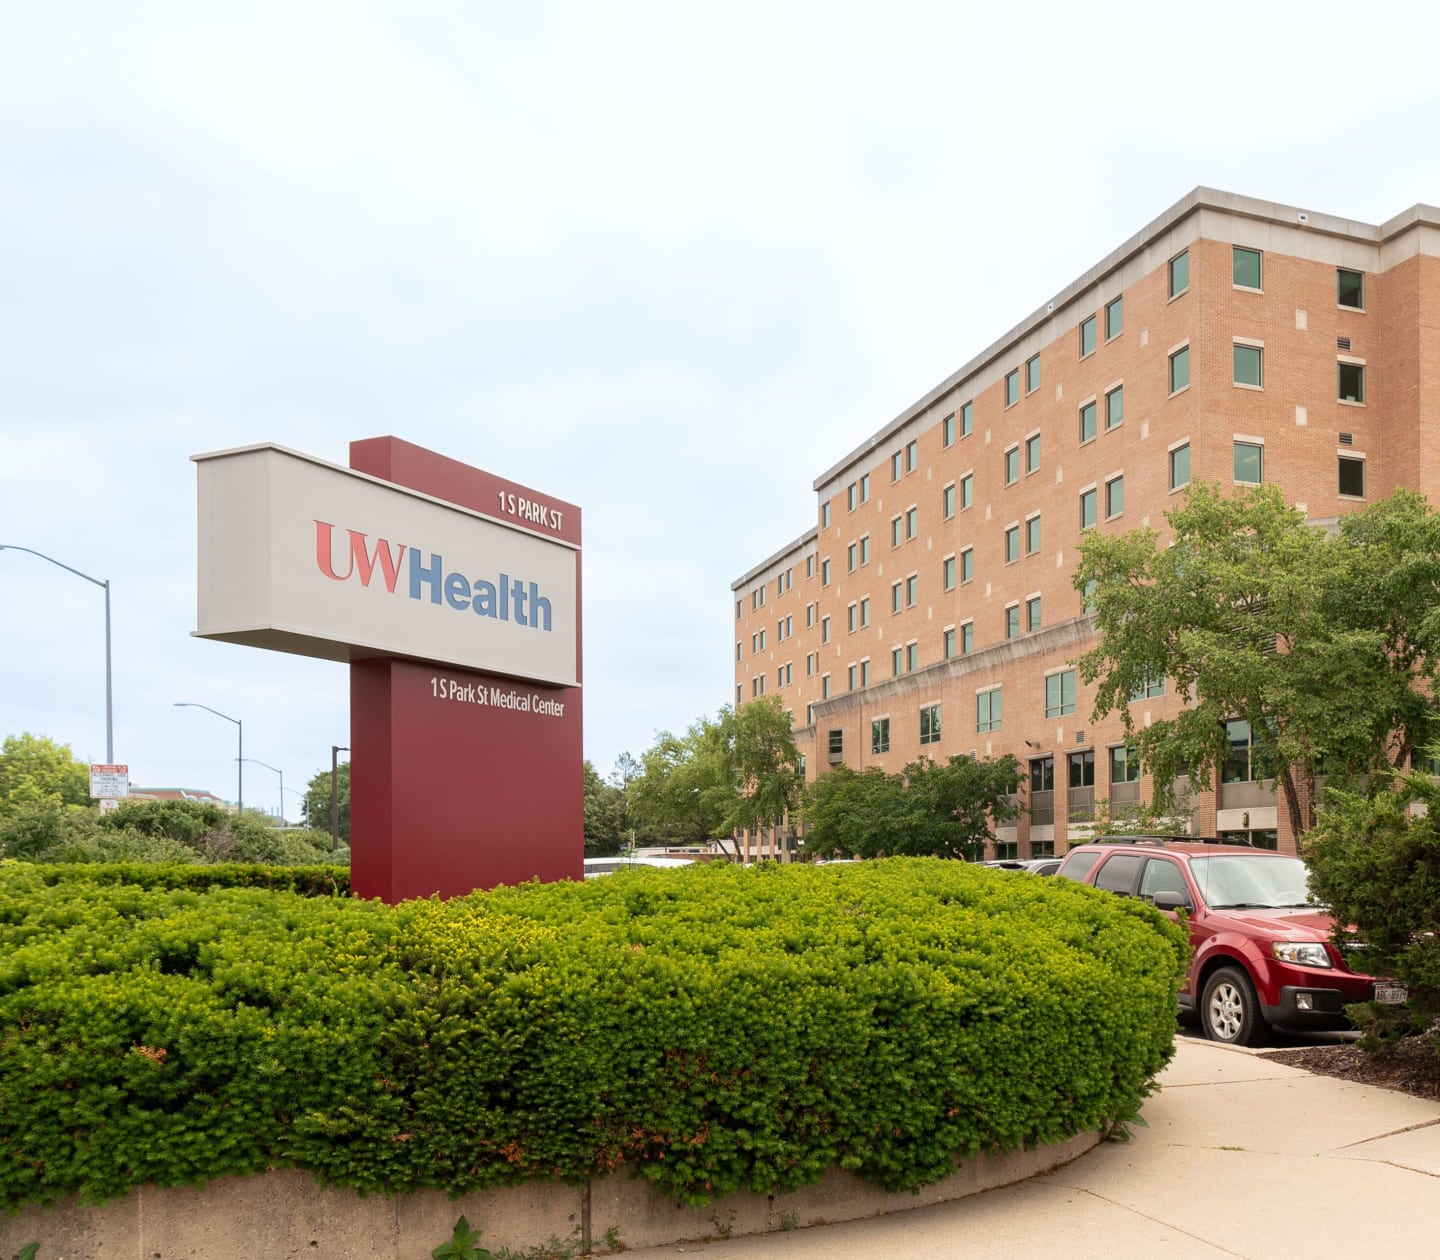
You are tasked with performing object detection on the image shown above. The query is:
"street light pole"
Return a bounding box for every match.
[0,544,114,762]
[331,745,349,851]
[240,757,283,822]
[174,703,243,814]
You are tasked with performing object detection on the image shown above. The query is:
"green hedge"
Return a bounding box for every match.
[0,859,1186,1210]
[15,861,350,896]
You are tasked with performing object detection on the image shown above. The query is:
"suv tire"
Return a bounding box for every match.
[1201,966,1267,1047]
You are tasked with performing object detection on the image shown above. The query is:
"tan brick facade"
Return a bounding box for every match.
[731,189,1440,858]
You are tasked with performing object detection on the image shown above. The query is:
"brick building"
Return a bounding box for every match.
[730,187,1440,859]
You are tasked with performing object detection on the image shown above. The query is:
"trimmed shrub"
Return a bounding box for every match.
[0,859,1184,1210]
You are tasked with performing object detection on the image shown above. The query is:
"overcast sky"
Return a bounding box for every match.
[3,1,1440,815]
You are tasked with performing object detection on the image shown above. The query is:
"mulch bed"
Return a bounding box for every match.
[1258,1036,1440,1104]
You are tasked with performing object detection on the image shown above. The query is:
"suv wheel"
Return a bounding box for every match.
[1201,966,1267,1046]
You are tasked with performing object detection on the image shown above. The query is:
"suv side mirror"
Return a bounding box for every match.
[1152,890,1193,913]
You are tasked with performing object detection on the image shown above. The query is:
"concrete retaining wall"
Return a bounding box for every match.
[0,1130,1098,1258]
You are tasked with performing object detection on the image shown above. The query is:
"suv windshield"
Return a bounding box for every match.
[1188,854,1314,910]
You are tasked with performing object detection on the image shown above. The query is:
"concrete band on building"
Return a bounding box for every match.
[730,186,1440,860]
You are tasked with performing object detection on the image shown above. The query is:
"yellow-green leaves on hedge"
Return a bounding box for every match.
[0,859,1186,1209]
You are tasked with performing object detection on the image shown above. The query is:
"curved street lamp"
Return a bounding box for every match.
[0,544,113,762]
[240,757,284,822]
[174,702,242,814]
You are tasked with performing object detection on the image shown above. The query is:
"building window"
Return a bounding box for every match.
[960,401,973,436]
[1129,675,1164,701]
[943,483,956,519]
[1080,400,1097,444]
[737,684,743,705]
[1080,486,1097,529]
[943,555,956,591]
[821,502,830,529]
[1233,343,1263,388]
[906,642,918,672]
[1223,719,1271,784]
[860,659,870,686]
[872,718,890,754]
[1025,515,1041,555]
[1045,670,1076,718]
[921,702,942,745]
[828,728,842,755]
[891,451,903,481]
[1110,745,1141,784]
[1338,268,1365,310]
[1005,525,1020,563]
[905,506,918,539]
[942,412,956,447]
[847,543,857,572]
[1170,443,1190,491]
[848,664,857,690]
[905,440,917,473]
[1006,604,1020,639]
[1082,577,1098,612]
[1169,249,1189,298]
[1027,595,1042,631]
[1079,315,1096,358]
[1026,354,1041,393]
[806,555,815,579]
[943,627,956,659]
[1338,455,1366,498]
[891,646,902,676]
[1234,441,1263,484]
[736,641,743,661]
[960,547,974,584]
[1105,475,1125,518]
[1105,385,1123,430]
[1025,433,1041,474]
[891,581,902,614]
[1004,445,1020,485]
[821,616,831,643]
[806,602,816,627]
[860,536,870,565]
[736,599,742,621]
[1169,344,1190,394]
[806,653,815,676]
[1005,369,1020,407]
[1069,748,1095,789]
[960,621,974,654]
[905,574,918,607]
[822,675,831,699]
[860,473,870,502]
[1105,296,1123,340]
[960,473,974,509]
[1339,362,1365,404]
[822,559,831,585]
[891,515,903,548]
[847,483,857,512]
[976,688,1002,733]
[1233,246,1262,290]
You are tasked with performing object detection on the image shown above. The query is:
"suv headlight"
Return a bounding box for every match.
[1272,942,1333,968]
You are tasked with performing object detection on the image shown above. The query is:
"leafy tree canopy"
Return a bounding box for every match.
[803,754,1023,862]
[1074,484,1440,837]
[303,761,350,842]
[0,732,91,815]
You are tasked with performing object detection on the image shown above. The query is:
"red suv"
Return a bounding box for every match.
[1056,837,1406,1045]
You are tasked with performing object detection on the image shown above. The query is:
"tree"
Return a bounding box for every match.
[803,755,1023,861]
[0,732,91,814]
[1073,484,1440,838]
[302,761,350,842]
[717,697,803,838]
[582,759,626,856]
[628,720,732,849]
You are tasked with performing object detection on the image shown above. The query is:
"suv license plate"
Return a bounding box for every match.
[1374,984,1408,1005]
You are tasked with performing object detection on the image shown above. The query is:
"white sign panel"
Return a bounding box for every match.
[90,764,130,799]
[192,445,580,687]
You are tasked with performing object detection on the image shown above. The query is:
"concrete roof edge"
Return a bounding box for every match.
[731,526,820,590]
[809,186,1422,490]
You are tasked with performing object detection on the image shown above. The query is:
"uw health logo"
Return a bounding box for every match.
[314,521,553,630]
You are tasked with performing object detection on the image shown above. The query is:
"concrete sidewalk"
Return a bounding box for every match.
[616,1039,1440,1260]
